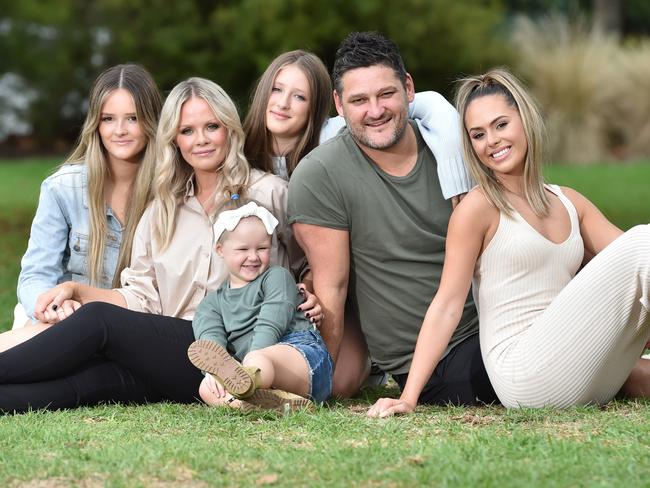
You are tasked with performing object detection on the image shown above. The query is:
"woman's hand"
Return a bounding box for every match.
[49,299,82,323]
[297,283,324,327]
[198,374,230,406]
[367,397,416,418]
[34,282,77,323]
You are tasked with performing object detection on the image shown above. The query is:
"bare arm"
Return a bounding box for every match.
[34,282,126,323]
[293,223,349,364]
[369,193,494,416]
[562,187,623,256]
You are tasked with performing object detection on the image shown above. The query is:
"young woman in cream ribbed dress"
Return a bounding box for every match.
[368,68,650,414]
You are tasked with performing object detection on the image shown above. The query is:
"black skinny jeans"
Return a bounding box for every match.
[0,302,204,413]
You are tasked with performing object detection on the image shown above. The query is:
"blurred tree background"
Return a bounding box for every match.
[1,0,648,162]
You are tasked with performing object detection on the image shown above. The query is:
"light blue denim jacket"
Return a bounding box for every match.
[17,164,123,318]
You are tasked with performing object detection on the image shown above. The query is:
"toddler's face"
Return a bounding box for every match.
[216,217,272,288]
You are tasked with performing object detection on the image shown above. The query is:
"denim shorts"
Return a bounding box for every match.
[278,329,333,402]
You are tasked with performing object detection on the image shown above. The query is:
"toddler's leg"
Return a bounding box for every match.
[243,345,310,397]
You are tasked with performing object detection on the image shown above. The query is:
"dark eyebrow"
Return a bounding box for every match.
[346,84,397,102]
[468,115,508,132]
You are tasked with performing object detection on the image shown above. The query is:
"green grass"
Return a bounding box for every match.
[544,162,650,230]
[1,158,650,487]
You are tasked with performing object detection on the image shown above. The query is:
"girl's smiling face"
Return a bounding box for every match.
[98,88,147,165]
[175,97,229,176]
[465,94,528,178]
[216,217,272,288]
[265,64,311,146]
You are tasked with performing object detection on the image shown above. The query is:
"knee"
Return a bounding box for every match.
[242,350,266,368]
[74,301,115,319]
[331,361,369,398]
[625,224,650,249]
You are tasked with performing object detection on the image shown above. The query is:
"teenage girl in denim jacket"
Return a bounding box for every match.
[12,64,161,329]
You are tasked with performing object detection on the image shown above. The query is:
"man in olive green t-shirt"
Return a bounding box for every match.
[288,32,497,405]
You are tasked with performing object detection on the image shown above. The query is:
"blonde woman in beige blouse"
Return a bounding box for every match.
[0,78,320,413]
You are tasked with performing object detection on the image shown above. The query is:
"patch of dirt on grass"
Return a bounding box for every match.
[138,466,208,488]
[451,412,506,426]
[11,475,105,488]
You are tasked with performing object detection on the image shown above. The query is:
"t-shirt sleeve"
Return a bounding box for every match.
[287,154,349,229]
[249,267,298,352]
[192,291,228,348]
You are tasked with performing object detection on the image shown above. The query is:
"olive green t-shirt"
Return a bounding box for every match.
[288,123,478,374]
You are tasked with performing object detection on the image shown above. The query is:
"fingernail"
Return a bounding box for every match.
[52,304,58,311]
[305,312,311,318]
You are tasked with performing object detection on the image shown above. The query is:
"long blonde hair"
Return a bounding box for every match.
[243,50,331,177]
[153,77,250,249]
[455,68,550,217]
[65,64,161,286]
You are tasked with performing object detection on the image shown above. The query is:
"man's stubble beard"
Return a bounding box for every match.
[346,105,409,151]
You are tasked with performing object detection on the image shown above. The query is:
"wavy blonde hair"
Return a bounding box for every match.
[243,50,331,177]
[152,77,250,249]
[65,64,161,286]
[455,68,550,217]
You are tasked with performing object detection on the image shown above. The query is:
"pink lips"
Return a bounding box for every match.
[270,110,290,120]
[193,149,215,157]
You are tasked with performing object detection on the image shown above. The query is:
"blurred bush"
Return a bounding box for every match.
[512,15,650,163]
[0,0,511,151]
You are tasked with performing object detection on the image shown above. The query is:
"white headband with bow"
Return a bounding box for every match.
[213,201,279,241]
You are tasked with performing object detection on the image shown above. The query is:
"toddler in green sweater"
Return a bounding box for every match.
[188,192,332,412]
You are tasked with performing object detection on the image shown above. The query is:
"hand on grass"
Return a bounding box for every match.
[367,397,415,418]
[34,283,77,323]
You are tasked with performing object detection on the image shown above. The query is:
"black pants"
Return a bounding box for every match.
[0,302,204,413]
[392,334,499,406]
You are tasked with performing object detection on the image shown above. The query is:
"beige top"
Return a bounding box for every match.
[116,169,291,320]
[473,184,584,363]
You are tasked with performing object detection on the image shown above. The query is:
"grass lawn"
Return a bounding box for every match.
[1,158,650,487]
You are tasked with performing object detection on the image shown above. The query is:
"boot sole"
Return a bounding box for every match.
[240,388,314,414]
[187,339,253,397]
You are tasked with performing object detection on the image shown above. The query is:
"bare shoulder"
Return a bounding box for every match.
[557,186,592,217]
[449,187,498,234]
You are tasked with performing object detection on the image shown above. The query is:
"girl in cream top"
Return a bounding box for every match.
[369,68,650,415]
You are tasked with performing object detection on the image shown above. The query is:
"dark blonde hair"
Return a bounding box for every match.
[65,64,162,286]
[243,50,331,177]
[153,77,251,249]
[455,68,550,217]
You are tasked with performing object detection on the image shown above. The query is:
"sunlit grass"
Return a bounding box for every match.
[1,158,649,486]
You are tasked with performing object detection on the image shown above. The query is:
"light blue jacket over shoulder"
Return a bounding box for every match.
[319,91,474,199]
[17,164,123,318]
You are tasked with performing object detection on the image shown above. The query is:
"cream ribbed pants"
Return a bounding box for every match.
[489,225,650,408]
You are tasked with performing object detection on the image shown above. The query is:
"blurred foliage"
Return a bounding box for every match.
[1,0,510,148]
[1,0,649,150]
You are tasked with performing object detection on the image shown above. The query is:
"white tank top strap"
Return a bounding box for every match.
[545,184,580,239]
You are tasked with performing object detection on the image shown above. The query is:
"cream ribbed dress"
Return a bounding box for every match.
[474,185,650,408]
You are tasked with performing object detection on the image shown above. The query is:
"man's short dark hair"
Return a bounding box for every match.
[332,31,407,94]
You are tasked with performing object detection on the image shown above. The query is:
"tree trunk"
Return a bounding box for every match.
[593,0,622,34]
